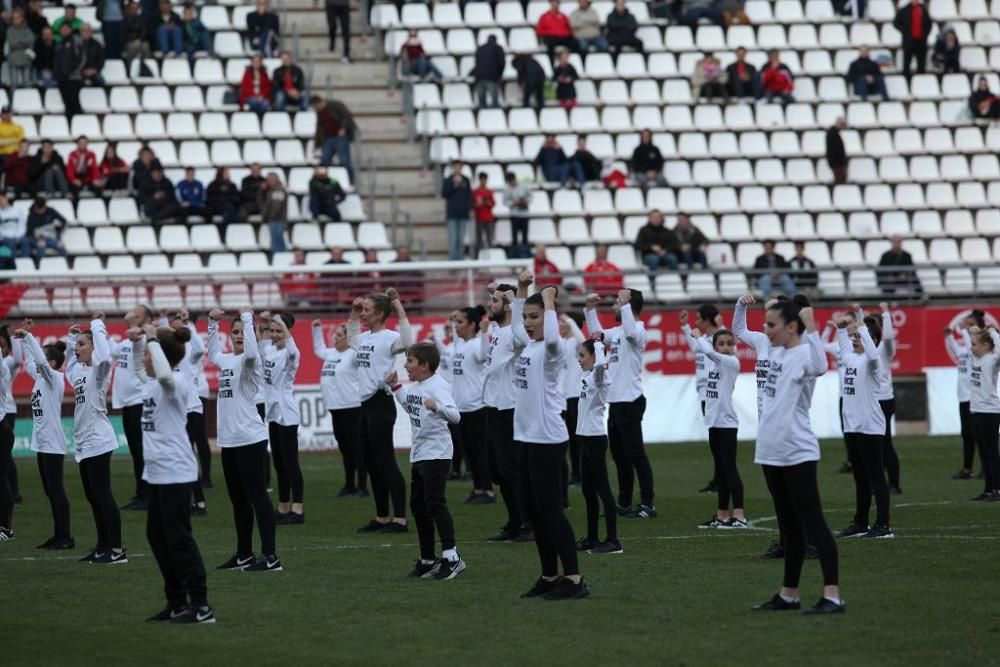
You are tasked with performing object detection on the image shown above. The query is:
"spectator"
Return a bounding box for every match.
[247,0,280,57]
[272,51,308,111]
[472,172,496,255]
[752,239,795,297]
[583,244,624,293]
[536,0,578,61]
[66,136,104,196]
[533,245,563,287]
[52,5,83,41]
[324,0,352,63]
[630,129,666,187]
[672,213,709,268]
[682,0,724,27]
[30,140,70,197]
[311,96,355,183]
[832,0,867,17]
[399,30,443,81]
[571,136,603,182]
[789,241,818,291]
[79,23,106,86]
[180,6,212,59]
[503,171,531,249]
[99,144,130,191]
[97,0,125,60]
[240,162,265,218]
[34,26,58,89]
[570,0,607,53]
[759,49,795,106]
[131,145,162,194]
[848,46,889,100]
[176,167,206,222]
[308,166,346,221]
[152,0,183,56]
[0,107,26,170]
[27,197,68,261]
[726,47,759,98]
[279,250,318,306]
[123,1,151,69]
[534,134,585,187]
[140,166,178,224]
[635,210,679,272]
[693,53,727,100]
[553,49,579,109]
[471,34,505,108]
[0,195,29,257]
[932,25,960,73]
[240,55,272,114]
[719,0,749,25]
[327,246,348,265]
[650,0,682,22]
[258,172,288,253]
[969,76,1000,120]
[441,160,472,260]
[206,166,241,232]
[826,117,848,185]
[878,234,921,294]
[893,0,931,79]
[54,23,85,119]
[4,140,32,197]
[7,10,37,89]
[26,0,49,36]
[606,0,645,55]
[512,53,546,111]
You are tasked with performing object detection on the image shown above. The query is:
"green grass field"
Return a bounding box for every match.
[3,436,997,666]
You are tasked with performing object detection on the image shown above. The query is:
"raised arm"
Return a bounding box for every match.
[990,329,1000,360]
[857,322,880,365]
[311,319,329,359]
[695,334,722,364]
[474,323,490,363]
[732,295,768,351]
[430,386,461,425]
[510,297,530,348]
[561,314,585,344]
[880,305,895,359]
[387,288,415,353]
[65,326,79,376]
[616,290,642,345]
[241,311,259,370]
[206,311,223,367]
[4,335,22,375]
[186,322,204,366]
[91,317,113,385]
[20,332,54,385]
[146,336,177,392]
[542,287,561,356]
[584,293,605,337]
[347,297,363,350]
[800,308,828,376]
[835,324,853,361]
[592,340,608,386]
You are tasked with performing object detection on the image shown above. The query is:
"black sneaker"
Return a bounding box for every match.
[861,525,895,539]
[244,553,283,572]
[542,576,591,600]
[0,527,13,542]
[615,504,632,517]
[146,605,189,622]
[520,577,559,598]
[753,594,801,611]
[93,550,128,565]
[354,488,370,498]
[698,480,718,494]
[722,517,749,529]
[627,504,657,519]
[698,517,727,529]
[378,522,409,534]
[78,548,99,563]
[576,537,600,551]
[463,492,479,505]
[121,497,147,511]
[760,541,784,559]
[467,494,497,505]
[836,523,869,538]
[589,539,623,555]
[513,527,535,542]
[356,520,387,533]
[336,487,357,498]
[971,491,992,501]
[408,558,440,578]
[170,605,217,624]
[952,469,973,480]
[837,461,853,474]
[274,511,290,523]
[36,537,55,549]
[985,491,1000,503]
[433,557,467,580]
[487,526,518,542]
[889,486,902,496]
[191,505,208,518]
[49,537,76,550]
[803,597,846,615]
[278,512,305,525]
[217,553,255,571]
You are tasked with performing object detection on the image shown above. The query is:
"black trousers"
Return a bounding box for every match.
[256,403,271,486]
[361,392,406,518]
[221,441,276,556]
[879,399,900,488]
[607,397,654,507]
[579,434,616,542]
[702,401,721,486]
[459,408,492,491]
[565,398,581,478]
[971,412,1000,494]
[486,407,525,530]
[901,39,927,78]
[410,459,456,560]
[449,422,464,476]
[325,4,351,56]
[762,462,838,589]
[4,415,17,498]
[710,427,743,510]
[519,442,579,577]
[511,217,529,247]
[186,413,206,505]
[268,422,303,504]
[522,80,545,110]
[845,432,890,527]
[330,407,366,491]
[0,416,13,528]
[79,452,122,550]
[57,80,82,117]
[37,453,72,540]
[121,404,147,499]
[192,400,213,484]
[147,483,208,609]
[959,401,978,471]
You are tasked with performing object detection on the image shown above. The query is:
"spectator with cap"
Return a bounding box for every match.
[176,167,207,222]
[247,0,280,56]
[583,244,624,293]
[848,46,889,100]
[308,166,346,221]
[0,107,26,171]
[635,209,680,272]
[752,240,795,297]
[536,0,578,61]
[30,140,70,197]
[272,51,308,111]
[630,129,666,187]
[66,136,104,196]
[80,24,106,86]
[672,213,709,268]
[471,34,506,108]
[27,197,68,262]
[570,0,607,53]
[6,10,37,89]
[140,166,179,224]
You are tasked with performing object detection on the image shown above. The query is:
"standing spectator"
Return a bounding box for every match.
[472,172,496,255]
[398,30,443,81]
[311,96,355,183]
[848,46,890,100]
[180,6,212,59]
[635,209,679,272]
[503,171,531,249]
[152,0,183,56]
[512,53,546,111]
[826,117,848,185]
[471,35,505,108]
[34,26,58,89]
[932,25,960,73]
[672,213,709,268]
[759,50,795,106]
[726,47,759,98]
[140,166,179,224]
[308,166,346,221]
[31,140,70,196]
[4,140,32,197]
[0,107,25,170]
[27,197,68,261]
[720,0,749,25]
[570,0,607,53]
[123,1,151,70]
[692,53,727,100]
[893,0,931,80]
[789,241,819,291]
[969,76,1000,120]
[553,49,579,109]
[26,0,49,36]
[752,240,795,297]
[53,23,84,119]
[51,5,83,41]
[240,55,272,114]
[441,161,472,261]
[131,144,162,194]
[572,136,603,182]
[240,162,265,218]
[630,129,666,187]
[6,10,37,89]
[536,0,578,61]
[247,0,280,57]
[66,136,103,196]
[97,0,125,60]
[0,194,29,257]
[583,244,624,293]
[206,166,241,233]
[258,172,288,253]
[877,234,920,294]
[606,0,645,55]
[534,134,585,187]
[99,144,130,191]
[271,51,308,111]
[324,0,351,63]
[533,245,563,287]
[79,24,106,86]
[176,167,206,223]
[681,0,724,27]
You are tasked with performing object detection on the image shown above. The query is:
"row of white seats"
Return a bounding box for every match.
[38,2,258,32]
[14,282,285,315]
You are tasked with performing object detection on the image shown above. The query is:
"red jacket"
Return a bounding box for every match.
[240,68,272,106]
[66,149,100,184]
[472,186,495,223]
[536,10,572,38]
[534,257,562,287]
[761,65,794,95]
[583,259,624,293]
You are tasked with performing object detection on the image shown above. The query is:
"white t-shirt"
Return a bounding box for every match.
[732,300,772,416]
[179,324,206,414]
[393,373,460,462]
[111,338,145,409]
[1,336,20,416]
[66,320,119,462]
[945,329,972,403]
[837,327,886,436]
[138,358,199,485]
[576,341,610,437]
[584,303,646,404]
[263,338,300,426]
[254,339,271,406]
[23,334,67,455]
[351,328,404,401]
[681,324,709,402]
[208,313,269,448]
[695,337,740,429]
[970,330,1000,414]
[562,336,584,400]
[313,324,361,411]
[450,333,489,412]
[483,322,524,410]
[512,300,569,444]
[435,338,454,383]
[867,310,896,401]
[0,346,10,423]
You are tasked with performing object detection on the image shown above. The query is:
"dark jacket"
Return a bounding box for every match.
[753,252,790,272]
[309,176,346,208]
[789,256,818,289]
[241,174,266,206]
[27,207,68,240]
[30,151,67,186]
[150,9,183,39]
[53,35,84,81]
[33,36,56,71]
[847,56,881,81]
[131,157,163,193]
[826,127,847,168]
[553,64,578,101]
[258,183,288,222]
[247,11,279,43]
[635,223,678,256]
[441,174,472,219]
[877,248,918,289]
[534,146,569,175]
[572,149,602,181]
[631,142,664,174]
[672,223,708,251]
[81,36,105,74]
[140,177,178,216]
[207,179,241,210]
[893,3,932,43]
[512,53,546,87]
[26,9,49,36]
[471,40,505,82]
[124,14,147,42]
[606,8,639,40]
[272,64,306,99]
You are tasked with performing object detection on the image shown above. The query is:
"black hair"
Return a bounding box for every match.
[792,293,812,308]
[525,293,545,308]
[581,338,597,356]
[0,325,9,350]
[459,305,486,325]
[697,304,720,323]
[407,341,440,372]
[564,310,584,328]
[277,313,295,329]
[713,328,734,346]
[494,283,515,294]
[863,315,883,347]
[366,293,392,320]
[154,326,191,367]
[768,300,805,335]
[969,309,986,329]
[626,289,644,316]
[44,341,67,368]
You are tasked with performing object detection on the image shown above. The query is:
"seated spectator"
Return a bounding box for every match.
[759,49,795,106]
[635,209,680,272]
[399,30,443,81]
[726,47,759,98]
[471,35,505,108]
[34,26,57,89]
[0,194,29,257]
[553,49,579,109]
[877,234,921,294]
[512,53,546,111]
[279,249,317,307]
[537,0,578,61]
[630,129,666,187]
[607,0,644,54]
[311,96,356,182]
[583,244,624,293]
[30,140,70,197]
[26,0,49,36]
[240,162,265,218]
[534,245,563,287]
[308,166,346,221]
[969,76,1000,120]
[826,117,848,184]
[79,23,105,85]
[4,140,33,197]
[720,0,749,25]
[99,144,130,191]
[248,0,280,57]
[131,145,162,194]
[123,1,151,70]
[0,107,26,170]
[181,6,212,58]
[27,197,68,261]
[693,53,727,100]
[7,10,36,89]
[141,167,179,224]
[258,172,289,253]
[66,136,103,195]
[240,55,272,114]
[272,51,308,111]
[752,239,795,297]
[570,0,607,53]
[572,136,603,182]
[789,241,819,291]
[534,134,585,187]
[848,46,889,100]
[932,24,960,73]
[52,5,83,41]
[152,0,183,56]
[672,213,708,268]
[504,171,532,249]
[206,166,241,232]
[176,167,206,222]
[650,0,682,22]
[472,172,495,255]
[682,0,723,27]
[54,23,84,118]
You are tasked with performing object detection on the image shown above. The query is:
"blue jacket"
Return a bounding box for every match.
[177,179,205,206]
[441,175,472,219]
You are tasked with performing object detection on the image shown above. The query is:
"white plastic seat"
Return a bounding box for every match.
[93,227,126,254]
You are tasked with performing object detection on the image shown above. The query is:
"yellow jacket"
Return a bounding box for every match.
[0,120,25,155]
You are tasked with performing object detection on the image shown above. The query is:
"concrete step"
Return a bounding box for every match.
[367,169,436,197]
[361,141,425,168]
[326,86,404,114]
[372,195,443,224]
[354,113,411,142]
[296,35,379,60]
[286,9,376,35]
[309,58,392,89]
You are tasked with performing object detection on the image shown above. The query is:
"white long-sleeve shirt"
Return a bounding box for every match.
[945,329,973,403]
[512,299,569,444]
[695,337,740,429]
[858,309,896,401]
[576,341,610,437]
[561,317,586,401]
[681,324,709,402]
[180,323,205,414]
[348,318,414,401]
[23,334,67,454]
[0,205,26,240]
[263,336,300,426]
[838,326,886,436]
[450,332,489,412]
[312,324,361,411]
[208,313,269,447]
[483,322,524,410]
[970,330,1000,414]
[731,299,772,417]
[110,338,145,409]
[584,303,646,404]
[66,320,118,462]
[433,336,454,383]
[821,325,846,393]
[1,336,20,417]
[0,345,9,423]
[393,373,460,462]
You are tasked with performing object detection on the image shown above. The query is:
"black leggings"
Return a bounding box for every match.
[37,453,72,539]
[186,413,206,505]
[5,415,18,498]
[562,398,580,504]
[147,483,208,609]
[0,416,13,528]
[763,462,838,589]
[268,422,303,504]
[79,452,122,550]
[845,432,891,527]
[459,408,492,492]
[607,397,654,507]
[487,407,525,531]
[710,427,743,510]
[971,412,1000,494]
[511,217,529,247]
[959,401,978,471]
[191,401,213,484]
[361,392,406,519]
[330,407,366,491]
[221,441,276,556]
[703,401,722,485]
[449,422,464,476]
[520,441,579,577]
[410,459,455,560]
[579,434,616,542]
[121,403,147,500]
[879,398,900,488]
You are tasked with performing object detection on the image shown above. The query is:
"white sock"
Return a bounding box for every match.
[420,558,436,565]
[780,593,800,603]
[826,596,843,606]
[442,548,458,562]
